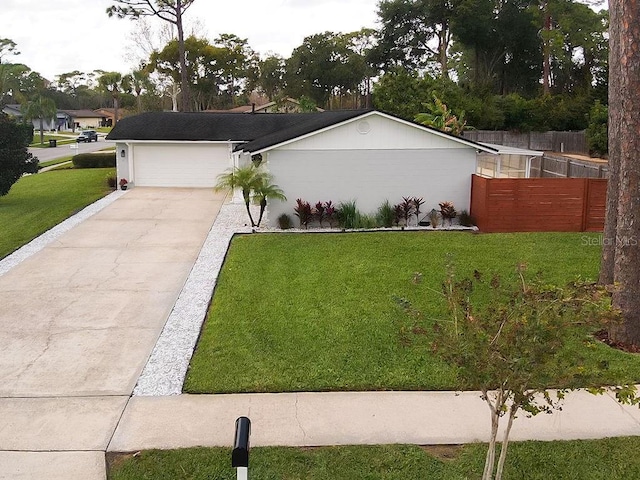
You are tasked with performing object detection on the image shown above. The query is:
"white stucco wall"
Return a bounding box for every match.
[265,148,476,226]
[74,117,101,129]
[115,143,130,185]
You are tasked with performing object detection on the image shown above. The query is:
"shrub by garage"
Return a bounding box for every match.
[72,152,116,169]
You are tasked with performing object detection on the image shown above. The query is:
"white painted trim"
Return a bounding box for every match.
[478,142,543,157]
[248,111,499,155]
[107,139,244,145]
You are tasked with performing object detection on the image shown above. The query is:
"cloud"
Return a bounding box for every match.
[2,0,380,78]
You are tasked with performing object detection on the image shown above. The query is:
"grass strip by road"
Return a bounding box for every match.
[0,168,114,259]
[185,231,640,394]
[30,134,77,147]
[109,438,640,479]
[38,147,115,168]
[38,155,74,168]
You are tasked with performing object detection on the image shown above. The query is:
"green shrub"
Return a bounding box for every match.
[355,213,379,229]
[337,200,359,229]
[458,210,474,227]
[377,200,395,228]
[72,152,116,169]
[106,173,117,189]
[277,213,292,230]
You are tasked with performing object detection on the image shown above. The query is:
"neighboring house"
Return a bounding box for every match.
[2,104,22,119]
[94,108,127,127]
[206,98,324,114]
[2,104,71,131]
[63,110,104,130]
[106,110,499,226]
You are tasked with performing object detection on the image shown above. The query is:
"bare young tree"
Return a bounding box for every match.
[601,0,640,346]
[106,0,196,112]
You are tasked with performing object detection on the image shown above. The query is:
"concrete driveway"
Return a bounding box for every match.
[0,188,224,397]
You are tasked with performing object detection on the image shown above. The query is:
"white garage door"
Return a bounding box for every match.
[133,144,230,187]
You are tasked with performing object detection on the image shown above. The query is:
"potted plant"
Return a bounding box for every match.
[119,178,129,191]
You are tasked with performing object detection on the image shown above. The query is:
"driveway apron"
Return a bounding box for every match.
[0,188,223,398]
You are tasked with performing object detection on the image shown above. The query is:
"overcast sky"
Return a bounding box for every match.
[2,0,380,81]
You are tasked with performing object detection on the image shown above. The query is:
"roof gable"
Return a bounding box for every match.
[240,111,498,154]
[64,109,104,118]
[2,104,21,115]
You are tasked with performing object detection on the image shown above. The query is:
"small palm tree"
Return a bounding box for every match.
[253,176,286,227]
[215,165,268,227]
[21,95,57,144]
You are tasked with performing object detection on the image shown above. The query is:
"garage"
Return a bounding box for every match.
[107,111,499,226]
[131,143,230,188]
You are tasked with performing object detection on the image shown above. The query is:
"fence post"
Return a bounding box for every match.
[581,178,590,232]
[232,417,251,480]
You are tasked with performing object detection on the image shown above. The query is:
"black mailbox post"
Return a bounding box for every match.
[232,416,251,479]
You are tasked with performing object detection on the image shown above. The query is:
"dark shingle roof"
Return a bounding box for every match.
[106,110,370,146]
[64,109,105,118]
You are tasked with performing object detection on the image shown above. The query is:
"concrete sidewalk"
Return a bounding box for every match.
[108,390,640,452]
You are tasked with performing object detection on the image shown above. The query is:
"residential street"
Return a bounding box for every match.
[30,137,113,163]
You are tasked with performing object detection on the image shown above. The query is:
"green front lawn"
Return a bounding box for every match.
[185,232,640,394]
[30,134,77,147]
[109,438,640,479]
[0,168,114,259]
[38,155,74,168]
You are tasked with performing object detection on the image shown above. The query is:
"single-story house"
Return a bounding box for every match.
[64,110,104,129]
[106,110,500,226]
[94,107,129,127]
[2,104,72,131]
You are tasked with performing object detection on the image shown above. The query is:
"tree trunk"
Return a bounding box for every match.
[482,389,502,480]
[170,82,180,112]
[600,119,619,285]
[256,199,267,227]
[136,87,142,113]
[495,406,517,480]
[608,0,640,345]
[242,189,256,227]
[39,117,44,144]
[176,0,191,112]
[439,24,449,79]
[113,95,119,125]
[542,3,551,95]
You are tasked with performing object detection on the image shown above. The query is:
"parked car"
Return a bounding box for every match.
[76,130,98,143]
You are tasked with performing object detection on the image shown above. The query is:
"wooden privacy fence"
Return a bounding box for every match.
[470,175,607,233]
[463,130,588,155]
[531,154,609,179]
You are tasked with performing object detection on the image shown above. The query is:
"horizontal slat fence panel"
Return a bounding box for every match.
[470,175,607,232]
